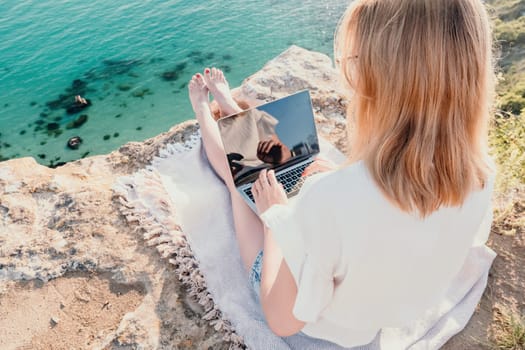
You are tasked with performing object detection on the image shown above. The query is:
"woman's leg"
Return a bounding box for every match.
[188,73,264,273]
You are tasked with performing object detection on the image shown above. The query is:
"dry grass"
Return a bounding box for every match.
[491,305,525,350]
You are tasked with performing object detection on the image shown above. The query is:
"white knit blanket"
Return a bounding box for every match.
[114,131,496,350]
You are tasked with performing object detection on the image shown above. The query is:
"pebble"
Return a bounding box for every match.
[50,316,60,326]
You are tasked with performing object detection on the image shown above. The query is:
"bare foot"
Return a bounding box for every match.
[203,67,242,117]
[188,73,210,116]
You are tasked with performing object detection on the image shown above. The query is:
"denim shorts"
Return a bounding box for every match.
[249,250,264,300]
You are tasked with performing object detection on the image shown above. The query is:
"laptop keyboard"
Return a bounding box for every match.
[243,160,314,203]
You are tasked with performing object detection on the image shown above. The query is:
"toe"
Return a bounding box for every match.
[211,67,218,79]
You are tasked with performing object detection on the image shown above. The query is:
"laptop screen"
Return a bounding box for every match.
[217,90,320,186]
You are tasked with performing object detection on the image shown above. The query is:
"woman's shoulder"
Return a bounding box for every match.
[296,160,373,206]
[309,160,371,191]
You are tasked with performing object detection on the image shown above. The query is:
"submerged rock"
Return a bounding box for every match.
[187,50,202,57]
[66,114,88,129]
[131,88,152,99]
[46,79,90,113]
[161,71,179,81]
[47,123,60,131]
[85,59,142,80]
[50,129,63,137]
[48,161,67,168]
[71,79,87,92]
[219,65,232,73]
[175,62,187,72]
[67,136,83,150]
[117,84,132,91]
[66,100,92,115]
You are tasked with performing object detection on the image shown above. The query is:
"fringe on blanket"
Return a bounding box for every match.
[113,132,247,349]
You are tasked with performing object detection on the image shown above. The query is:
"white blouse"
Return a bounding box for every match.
[259,160,493,347]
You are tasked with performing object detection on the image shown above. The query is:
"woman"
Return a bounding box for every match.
[187,0,495,347]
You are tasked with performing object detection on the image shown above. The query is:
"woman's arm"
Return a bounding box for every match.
[259,225,306,337]
[252,169,306,336]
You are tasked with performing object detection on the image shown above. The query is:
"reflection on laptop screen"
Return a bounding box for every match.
[218,90,319,186]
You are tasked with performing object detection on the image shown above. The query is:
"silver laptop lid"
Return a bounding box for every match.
[217,90,320,186]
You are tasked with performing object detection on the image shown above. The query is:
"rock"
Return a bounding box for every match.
[66,100,91,115]
[161,71,179,81]
[131,88,152,98]
[219,64,232,73]
[67,136,83,150]
[71,79,87,92]
[236,45,349,154]
[117,84,132,91]
[50,316,60,327]
[47,122,60,131]
[66,114,88,129]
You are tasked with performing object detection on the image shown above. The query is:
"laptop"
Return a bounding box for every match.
[217,90,320,212]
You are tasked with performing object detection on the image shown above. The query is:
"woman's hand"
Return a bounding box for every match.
[252,169,288,214]
[302,156,338,177]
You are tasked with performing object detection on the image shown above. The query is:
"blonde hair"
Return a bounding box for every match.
[335,0,495,217]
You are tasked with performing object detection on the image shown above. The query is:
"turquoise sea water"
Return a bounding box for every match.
[0,0,348,166]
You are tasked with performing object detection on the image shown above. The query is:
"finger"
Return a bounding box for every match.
[302,163,316,176]
[268,170,279,186]
[257,141,263,155]
[259,169,269,187]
